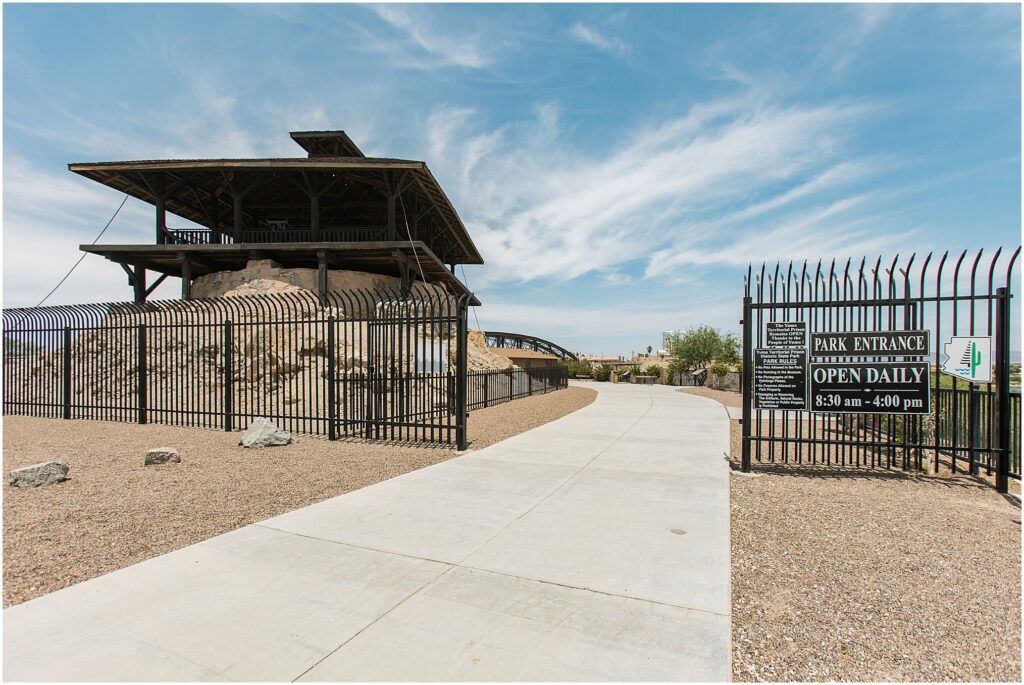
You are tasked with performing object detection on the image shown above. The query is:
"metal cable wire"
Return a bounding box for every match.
[8,193,130,330]
[30,193,130,309]
[459,265,483,331]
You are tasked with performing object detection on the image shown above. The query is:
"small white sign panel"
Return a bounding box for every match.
[941,336,992,383]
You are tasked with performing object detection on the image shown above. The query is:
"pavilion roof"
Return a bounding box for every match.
[67,131,483,265]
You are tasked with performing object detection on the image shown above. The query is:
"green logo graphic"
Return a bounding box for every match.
[959,342,983,378]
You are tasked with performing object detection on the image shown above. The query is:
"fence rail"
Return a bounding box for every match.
[467,367,569,411]
[4,290,472,446]
[3,292,574,448]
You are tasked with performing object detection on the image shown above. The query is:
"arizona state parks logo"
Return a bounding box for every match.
[942,336,992,383]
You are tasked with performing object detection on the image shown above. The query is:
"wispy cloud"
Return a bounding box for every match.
[422,94,902,287]
[371,5,494,69]
[568,22,631,58]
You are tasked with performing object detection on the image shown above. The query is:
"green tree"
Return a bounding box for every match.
[594,364,613,382]
[667,326,739,370]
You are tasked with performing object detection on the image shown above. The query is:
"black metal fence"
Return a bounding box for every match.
[467,366,568,411]
[741,247,1021,492]
[934,386,1021,478]
[3,288,489,448]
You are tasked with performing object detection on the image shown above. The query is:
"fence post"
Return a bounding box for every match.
[223,320,233,432]
[328,316,337,440]
[62,326,72,420]
[455,300,468,451]
[968,383,979,475]
[741,296,753,472]
[483,372,489,408]
[137,324,147,425]
[995,287,1011,493]
[508,369,513,404]
[529,371,534,396]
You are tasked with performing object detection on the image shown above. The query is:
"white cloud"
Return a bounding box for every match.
[421,95,899,288]
[2,160,185,306]
[568,22,631,58]
[371,5,493,70]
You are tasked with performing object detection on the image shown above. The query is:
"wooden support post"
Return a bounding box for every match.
[154,193,166,244]
[317,249,328,306]
[410,195,418,240]
[311,193,320,240]
[180,253,192,300]
[307,172,321,240]
[233,191,244,243]
[210,196,222,244]
[386,171,397,241]
[133,265,146,305]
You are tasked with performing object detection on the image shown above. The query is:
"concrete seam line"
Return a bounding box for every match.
[289,564,457,682]
[255,523,729,619]
[253,523,453,567]
[455,563,730,620]
[455,385,658,566]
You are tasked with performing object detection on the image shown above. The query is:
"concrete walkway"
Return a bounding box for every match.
[4,382,731,681]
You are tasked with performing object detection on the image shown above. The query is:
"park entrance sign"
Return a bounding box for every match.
[740,248,1021,494]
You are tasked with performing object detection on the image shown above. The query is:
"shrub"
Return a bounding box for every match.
[643,364,663,380]
[594,364,613,382]
[709,362,730,378]
[566,359,592,378]
[665,359,689,384]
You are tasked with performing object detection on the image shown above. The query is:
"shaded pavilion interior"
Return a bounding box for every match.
[73,130,483,305]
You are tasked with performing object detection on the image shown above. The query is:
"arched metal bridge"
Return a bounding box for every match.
[481,331,579,361]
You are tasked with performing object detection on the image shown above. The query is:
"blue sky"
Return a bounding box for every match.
[3,3,1020,355]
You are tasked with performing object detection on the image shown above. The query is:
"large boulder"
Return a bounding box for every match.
[238,418,297,448]
[9,461,69,487]
[145,447,181,466]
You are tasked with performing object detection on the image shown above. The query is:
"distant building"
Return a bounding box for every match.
[662,330,681,351]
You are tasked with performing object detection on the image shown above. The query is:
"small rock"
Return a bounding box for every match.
[145,447,181,466]
[9,461,69,487]
[238,418,297,448]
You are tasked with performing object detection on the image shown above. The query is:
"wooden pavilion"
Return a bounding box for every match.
[72,130,483,304]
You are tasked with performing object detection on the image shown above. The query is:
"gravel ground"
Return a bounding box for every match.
[681,391,1023,681]
[732,463,1021,682]
[3,386,596,607]
[676,386,742,407]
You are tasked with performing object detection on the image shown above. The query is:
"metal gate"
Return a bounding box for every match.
[741,248,1020,493]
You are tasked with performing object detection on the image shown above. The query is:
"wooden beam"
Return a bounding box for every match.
[144,273,169,298]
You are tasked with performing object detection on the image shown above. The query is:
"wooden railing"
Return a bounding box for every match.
[164,227,389,245]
